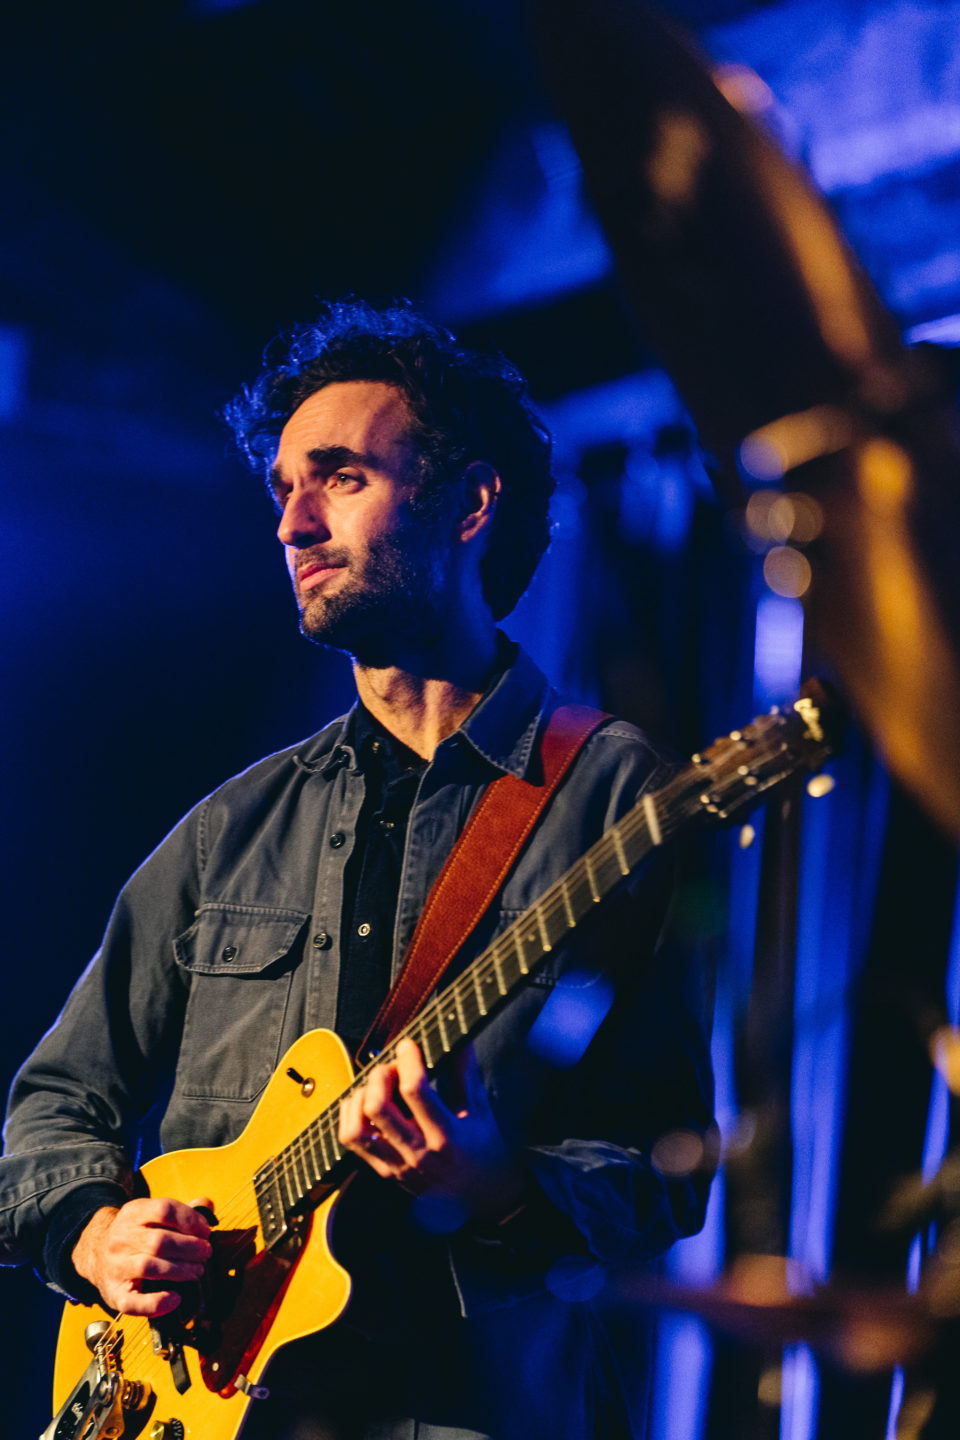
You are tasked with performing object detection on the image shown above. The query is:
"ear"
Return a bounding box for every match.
[457,461,502,545]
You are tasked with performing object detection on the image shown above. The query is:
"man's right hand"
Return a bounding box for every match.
[71,1198,213,1317]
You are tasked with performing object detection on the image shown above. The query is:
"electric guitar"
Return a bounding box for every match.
[43,683,839,1440]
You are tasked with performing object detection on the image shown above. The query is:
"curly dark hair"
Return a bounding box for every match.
[223,298,555,621]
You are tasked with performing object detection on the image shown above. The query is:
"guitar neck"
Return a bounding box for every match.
[254,685,837,1244]
[254,782,671,1242]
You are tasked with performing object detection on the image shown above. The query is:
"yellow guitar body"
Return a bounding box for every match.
[52,1028,355,1440]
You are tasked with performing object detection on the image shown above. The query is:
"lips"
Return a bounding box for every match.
[298,561,346,592]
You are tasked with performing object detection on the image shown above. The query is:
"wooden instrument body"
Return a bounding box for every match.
[53,1028,355,1440]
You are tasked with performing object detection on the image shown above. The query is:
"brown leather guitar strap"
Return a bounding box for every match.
[356,703,610,1064]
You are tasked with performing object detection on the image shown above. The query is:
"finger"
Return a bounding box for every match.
[113,1285,184,1318]
[132,1197,212,1239]
[109,1210,211,1259]
[396,1038,451,1147]
[339,1082,403,1170]
[339,1085,374,1147]
[359,1061,400,1122]
[338,1083,369,1144]
[358,1066,422,1156]
[367,1102,421,1157]
[135,1252,208,1283]
[189,1195,218,1225]
[137,1227,212,1264]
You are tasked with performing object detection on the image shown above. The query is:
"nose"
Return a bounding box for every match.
[277,487,331,549]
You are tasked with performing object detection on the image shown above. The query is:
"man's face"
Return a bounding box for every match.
[271,380,453,664]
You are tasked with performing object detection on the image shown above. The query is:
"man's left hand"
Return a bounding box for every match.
[338,1038,527,1221]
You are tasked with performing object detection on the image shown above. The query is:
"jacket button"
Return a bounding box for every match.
[329,831,346,848]
[221,945,237,960]
[312,931,331,950]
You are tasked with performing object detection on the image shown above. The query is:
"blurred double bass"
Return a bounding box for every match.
[529,0,960,840]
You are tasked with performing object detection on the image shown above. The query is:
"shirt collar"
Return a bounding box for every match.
[303,634,553,782]
[449,636,552,780]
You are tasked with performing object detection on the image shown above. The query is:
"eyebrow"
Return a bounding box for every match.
[269,445,375,491]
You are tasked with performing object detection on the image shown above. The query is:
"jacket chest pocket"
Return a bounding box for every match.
[173,905,308,1102]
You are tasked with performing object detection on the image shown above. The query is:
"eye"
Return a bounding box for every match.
[330,471,362,489]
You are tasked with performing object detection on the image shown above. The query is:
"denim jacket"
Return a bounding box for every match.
[0,643,714,1321]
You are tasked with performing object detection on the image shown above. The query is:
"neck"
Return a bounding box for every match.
[353,620,499,761]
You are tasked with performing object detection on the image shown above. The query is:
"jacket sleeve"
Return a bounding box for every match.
[522,863,717,1264]
[0,805,202,1286]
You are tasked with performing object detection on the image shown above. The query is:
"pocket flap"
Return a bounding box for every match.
[174,905,308,976]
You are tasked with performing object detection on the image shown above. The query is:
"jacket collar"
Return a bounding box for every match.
[296,636,553,782]
[454,639,552,779]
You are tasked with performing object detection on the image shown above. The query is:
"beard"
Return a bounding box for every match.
[295,523,450,667]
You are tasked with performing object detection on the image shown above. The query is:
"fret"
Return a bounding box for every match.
[561,876,576,928]
[419,1025,439,1069]
[317,1118,330,1173]
[280,1155,296,1214]
[612,825,630,876]
[620,816,645,869]
[254,1159,286,1247]
[642,791,662,846]
[492,944,508,994]
[543,894,567,948]
[512,928,529,975]
[306,1128,323,1186]
[594,843,624,895]
[585,853,600,903]
[453,978,467,1035]
[472,966,489,1016]
[565,868,594,919]
[459,977,481,1029]
[436,1004,451,1052]
[289,1140,307,1203]
[533,904,550,952]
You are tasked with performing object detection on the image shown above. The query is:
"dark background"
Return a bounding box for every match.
[4,2,960,1436]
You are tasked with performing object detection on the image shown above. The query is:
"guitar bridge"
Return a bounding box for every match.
[40,1343,152,1440]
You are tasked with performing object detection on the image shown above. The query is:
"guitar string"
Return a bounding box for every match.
[80,715,807,1392]
[196,720,789,1223]
[165,723,787,1246]
[265,724,784,1200]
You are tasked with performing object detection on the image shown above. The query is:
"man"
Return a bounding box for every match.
[1,300,714,1439]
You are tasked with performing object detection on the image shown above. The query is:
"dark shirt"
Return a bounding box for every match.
[335,703,426,1056]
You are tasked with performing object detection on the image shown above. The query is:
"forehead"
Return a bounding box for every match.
[274,380,416,474]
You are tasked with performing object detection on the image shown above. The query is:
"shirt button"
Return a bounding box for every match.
[329,831,346,848]
[221,945,237,961]
[312,931,331,950]
[357,922,372,938]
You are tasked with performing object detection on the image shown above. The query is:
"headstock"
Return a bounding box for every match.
[684,679,842,828]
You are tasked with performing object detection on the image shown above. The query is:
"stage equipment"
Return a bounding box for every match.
[529,0,960,840]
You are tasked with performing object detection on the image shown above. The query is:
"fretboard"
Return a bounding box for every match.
[253,684,836,1247]
[253,777,688,1245]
